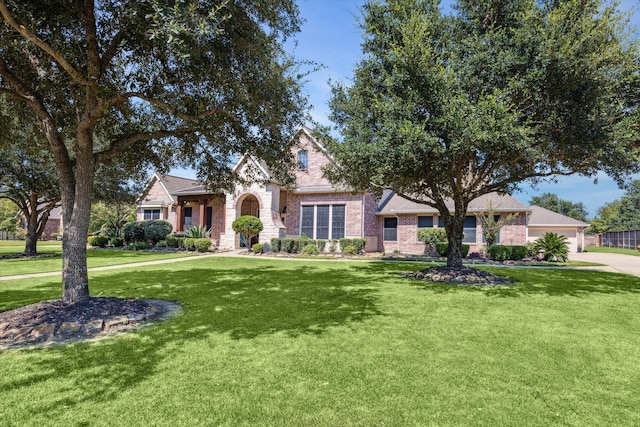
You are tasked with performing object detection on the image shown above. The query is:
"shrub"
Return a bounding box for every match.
[183,238,197,251]
[316,240,326,252]
[533,232,569,262]
[435,243,470,258]
[271,238,281,253]
[281,238,296,253]
[131,241,151,251]
[88,235,109,247]
[488,245,528,261]
[155,240,167,248]
[417,228,447,254]
[352,238,366,254]
[166,234,180,248]
[110,236,124,247]
[342,245,356,255]
[339,238,354,252]
[301,243,319,255]
[328,240,337,253]
[232,216,263,250]
[123,221,145,244]
[194,238,212,252]
[252,243,264,254]
[185,225,211,239]
[144,220,172,244]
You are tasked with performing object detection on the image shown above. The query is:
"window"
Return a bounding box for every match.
[418,216,433,228]
[437,215,477,243]
[184,207,193,227]
[297,150,308,170]
[300,204,345,239]
[143,209,160,220]
[383,217,398,241]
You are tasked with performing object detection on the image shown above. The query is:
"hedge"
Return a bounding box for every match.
[271,238,281,253]
[488,245,528,261]
[144,220,172,244]
[435,243,470,258]
[88,235,109,247]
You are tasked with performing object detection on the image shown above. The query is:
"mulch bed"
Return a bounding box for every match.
[0,253,59,260]
[403,266,514,286]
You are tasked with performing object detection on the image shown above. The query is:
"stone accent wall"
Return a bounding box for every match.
[219,181,285,250]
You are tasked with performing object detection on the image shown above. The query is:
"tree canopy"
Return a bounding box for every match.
[528,193,589,222]
[326,0,640,267]
[0,0,308,301]
[590,180,640,232]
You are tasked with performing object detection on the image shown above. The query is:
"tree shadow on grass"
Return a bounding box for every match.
[0,263,383,417]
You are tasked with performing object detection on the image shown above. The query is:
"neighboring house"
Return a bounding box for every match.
[136,126,589,253]
[527,205,590,252]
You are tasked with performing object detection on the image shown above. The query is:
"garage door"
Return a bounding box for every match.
[528,227,579,252]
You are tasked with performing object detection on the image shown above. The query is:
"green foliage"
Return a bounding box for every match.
[589,180,640,232]
[301,243,319,255]
[165,235,182,248]
[339,238,354,252]
[316,240,326,252]
[417,228,447,251]
[342,245,356,255]
[533,233,569,262]
[479,205,518,248]
[155,240,168,248]
[123,221,146,244]
[435,243,470,258]
[89,202,135,235]
[352,238,366,254]
[144,220,173,244]
[328,240,337,253]
[0,199,18,232]
[281,238,296,253]
[88,235,109,248]
[326,0,640,268]
[194,238,212,253]
[183,238,197,252]
[109,237,124,247]
[0,0,308,301]
[184,226,212,239]
[529,193,589,223]
[232,216,263,250]
[252,243,264,254]
[130,241,152,251]
[488,245,528,261]
[270,238,281,253]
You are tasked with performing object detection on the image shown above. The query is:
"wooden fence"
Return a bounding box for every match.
[598,230,640,250]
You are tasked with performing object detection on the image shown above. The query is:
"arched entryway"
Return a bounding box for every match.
[237,194,261,248]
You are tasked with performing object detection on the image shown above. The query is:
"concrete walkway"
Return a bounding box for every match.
[569,252,640,278]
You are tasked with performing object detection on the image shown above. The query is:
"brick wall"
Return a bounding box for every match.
[293,134,333,187]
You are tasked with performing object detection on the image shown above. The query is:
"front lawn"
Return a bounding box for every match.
[586,245,640,256]
[1,258,639,425]
[0,249,197,277]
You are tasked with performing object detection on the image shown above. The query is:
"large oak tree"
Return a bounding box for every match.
[0,0,308,302]
[326,0,640,267]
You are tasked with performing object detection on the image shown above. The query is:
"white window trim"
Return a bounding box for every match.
[143,208,161,220]
[300,204,346,240]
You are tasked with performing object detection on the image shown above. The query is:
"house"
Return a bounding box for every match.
[527,205,589,252]
[136,126,589,253]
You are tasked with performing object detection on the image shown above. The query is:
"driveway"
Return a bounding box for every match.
[570,251,640,278]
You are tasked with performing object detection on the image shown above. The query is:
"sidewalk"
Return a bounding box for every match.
[569,252,640,278]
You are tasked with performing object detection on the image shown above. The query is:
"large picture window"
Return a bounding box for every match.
[143,209,161,220]
[383,217,398,241]
[300,204,345,239]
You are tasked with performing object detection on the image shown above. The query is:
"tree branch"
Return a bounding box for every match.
[94,128,197,163]
[107,92,224,121]
[0,0,97,90]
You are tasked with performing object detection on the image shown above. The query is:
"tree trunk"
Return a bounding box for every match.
[23,208,39,255]
[440,198,469,268]
[61,140,95,303]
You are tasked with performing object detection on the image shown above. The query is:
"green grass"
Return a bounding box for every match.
[0,249,197,276]
[585,245,640,256]
[1,258,640,426]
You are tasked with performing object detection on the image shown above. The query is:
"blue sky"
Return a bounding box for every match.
[174,0,640,218]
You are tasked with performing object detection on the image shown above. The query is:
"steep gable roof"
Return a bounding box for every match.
[377,192,530,215]
[138,173,200,205]
[528,205,589,227]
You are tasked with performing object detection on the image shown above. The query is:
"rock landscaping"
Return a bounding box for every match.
[0,297,180,350]
[404,266,514,286]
